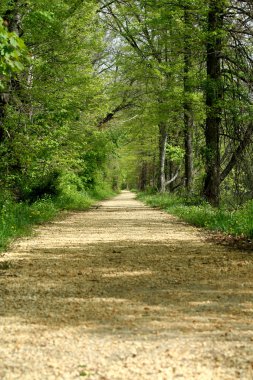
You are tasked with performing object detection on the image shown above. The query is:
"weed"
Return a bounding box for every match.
[78,365,94,377]
[138,192,253,240]
[0,185,116,252]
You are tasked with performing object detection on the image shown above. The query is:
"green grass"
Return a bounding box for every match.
[0,197,58,251]
[0,185,116,252]
[137,192,253,240]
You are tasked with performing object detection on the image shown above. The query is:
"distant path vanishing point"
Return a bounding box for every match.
[0,191,253,379]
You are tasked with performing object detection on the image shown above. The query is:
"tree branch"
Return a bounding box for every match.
[96,102,133,128]
[220,122,253,182]
[165,169,179,186]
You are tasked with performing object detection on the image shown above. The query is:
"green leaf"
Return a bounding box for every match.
[9,37,18,48]
[13,61,24,71]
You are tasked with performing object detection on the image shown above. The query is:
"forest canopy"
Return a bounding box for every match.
[0,0,253,211]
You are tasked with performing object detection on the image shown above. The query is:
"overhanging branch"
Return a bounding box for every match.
[96,102,133,128]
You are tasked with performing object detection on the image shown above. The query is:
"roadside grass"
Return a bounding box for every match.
[137,192,253,240]
[0,186,116,252]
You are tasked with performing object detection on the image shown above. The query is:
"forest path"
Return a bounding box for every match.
[0,191,253,379]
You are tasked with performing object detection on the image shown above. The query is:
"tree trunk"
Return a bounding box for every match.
[158,122,168,192]
[183,10,193,194]
[203,0,224,207]
[184,109,193,193]
[220,122,253,183]
[139,161,148,191]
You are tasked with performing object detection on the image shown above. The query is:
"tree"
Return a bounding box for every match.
[203,0,253,205]
[1,0,253,207]
[99,0,190,192]
[203,0,225,206]
[0,0,117,199]
[0,14,27,141]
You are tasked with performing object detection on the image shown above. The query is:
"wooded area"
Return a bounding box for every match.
[1,3,253,376]
[1,0,253,211]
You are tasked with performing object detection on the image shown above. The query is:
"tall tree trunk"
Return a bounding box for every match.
[184,106,193,193]
[183,9,193,194]
[203,0,224,207]
[158,122,168,192]
[139,161,148,191]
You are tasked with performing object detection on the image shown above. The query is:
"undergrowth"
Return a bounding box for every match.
[0,185,115,252]
[137,192,253,240]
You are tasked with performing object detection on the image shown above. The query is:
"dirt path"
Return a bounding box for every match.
[0,191,253,380]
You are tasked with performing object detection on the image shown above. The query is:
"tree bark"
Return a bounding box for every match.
[203,0,224,207]
[139,161,148,191]
[158,122,168,192]
[183,9,193,194]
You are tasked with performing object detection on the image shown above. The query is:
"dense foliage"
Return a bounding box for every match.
[0,1,117,201]
[0,0,253,245]
[98,0,253,207]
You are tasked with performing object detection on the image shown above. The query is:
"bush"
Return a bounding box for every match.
[53,171,92,210]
